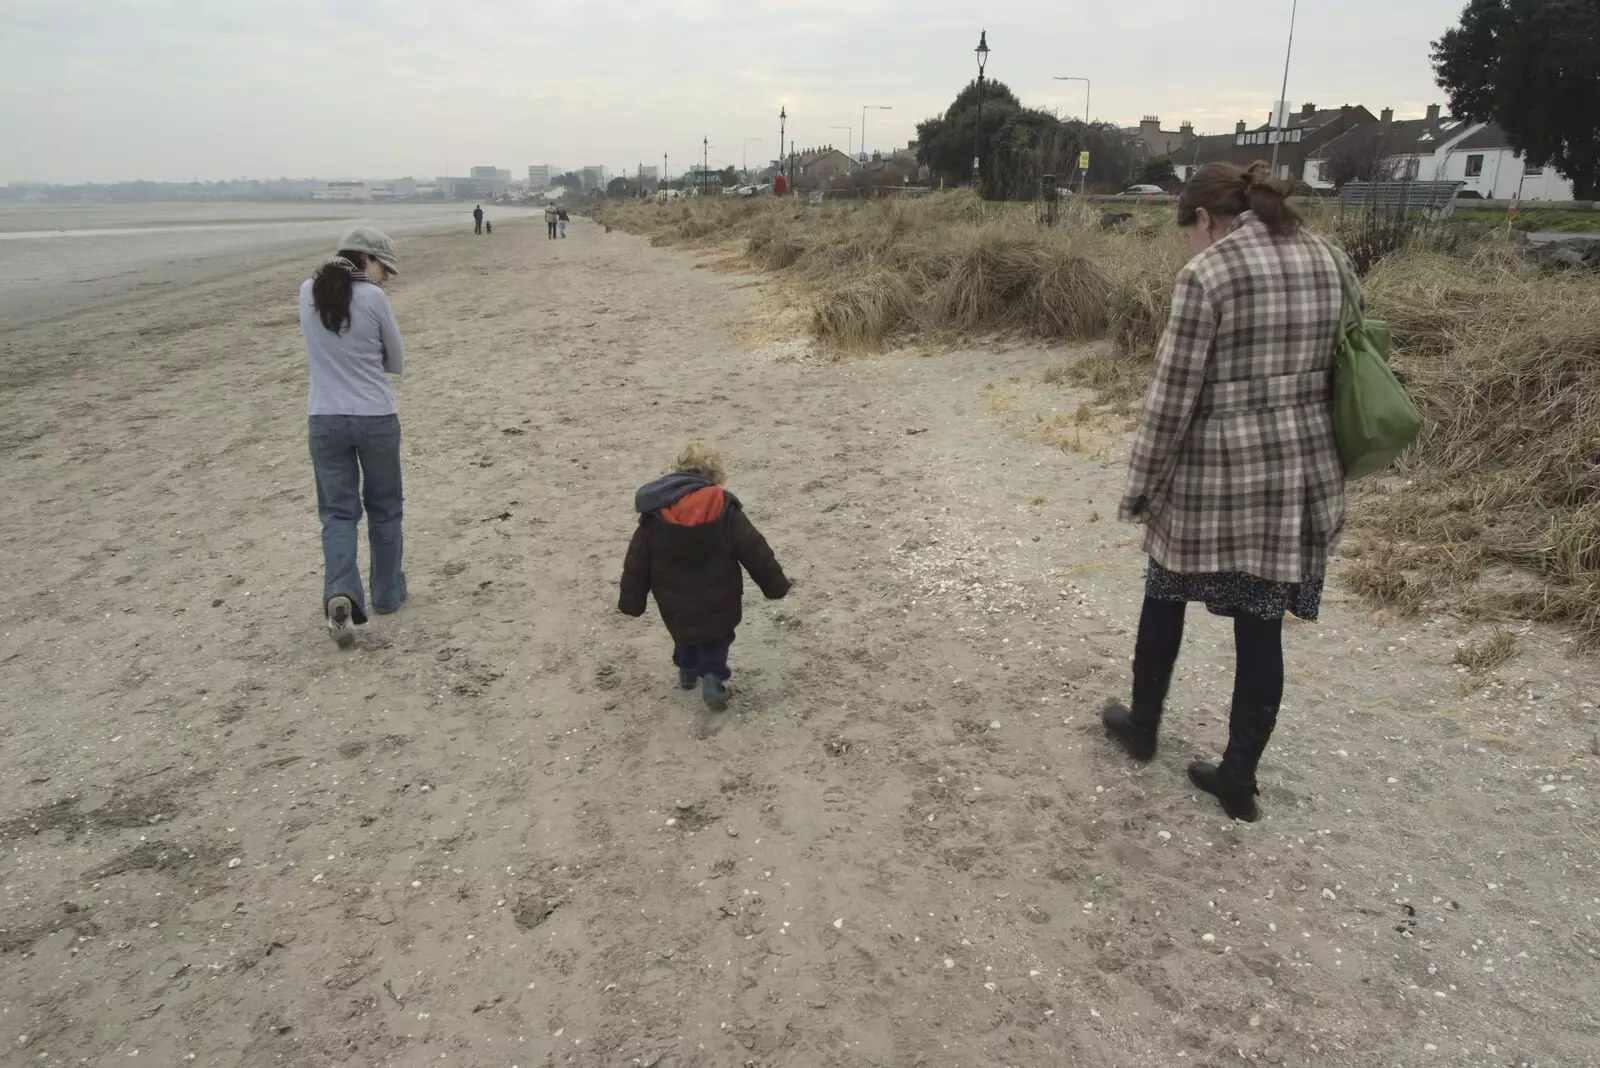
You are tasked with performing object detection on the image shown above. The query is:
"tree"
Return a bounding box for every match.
[1432,0,1600,199]
[915,78,1026,186]
[1137,154,1178,187]
[916,79,1073,198]
[553,171,586,190]
[1316,131,1404,189]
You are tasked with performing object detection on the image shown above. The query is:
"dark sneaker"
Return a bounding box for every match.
[701,675,728,712]
[678,668,698,691]
[326,596,356,649]
[1101,701,1158,762]
[1187,761,1261,822]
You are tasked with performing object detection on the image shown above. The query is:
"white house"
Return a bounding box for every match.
[1435,123,1574,201]
[1302,110,1574,201]
[1302,106,1477,191]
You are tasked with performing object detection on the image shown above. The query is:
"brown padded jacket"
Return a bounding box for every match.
[619,486,790,645]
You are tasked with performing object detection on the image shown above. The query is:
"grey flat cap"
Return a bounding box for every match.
[337,226,400,275]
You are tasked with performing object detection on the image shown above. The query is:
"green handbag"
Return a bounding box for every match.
[1323,240,1421,479]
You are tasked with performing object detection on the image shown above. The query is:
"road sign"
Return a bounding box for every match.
[1078,151,1090,170]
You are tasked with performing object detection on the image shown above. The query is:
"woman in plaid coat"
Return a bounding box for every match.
[1102,160,1355,822]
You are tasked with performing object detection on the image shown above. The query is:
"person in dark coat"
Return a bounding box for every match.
[619,443,790,710]
[472,204,483,234]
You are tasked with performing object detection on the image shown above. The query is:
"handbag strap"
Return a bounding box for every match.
[1318,237,1361,348]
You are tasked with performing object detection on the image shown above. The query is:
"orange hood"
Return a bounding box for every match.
[660,485,726,526]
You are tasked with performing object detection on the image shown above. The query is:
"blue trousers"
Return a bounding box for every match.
[673,632,734,681]
[308,414,407,623]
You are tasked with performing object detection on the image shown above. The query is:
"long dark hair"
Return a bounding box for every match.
[310,251,369,333]
[1178,160,1302,237]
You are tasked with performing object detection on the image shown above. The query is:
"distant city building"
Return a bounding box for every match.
[528,164,551,191]
[311,178,423,201]
[465,165,510,197]
[580,165,607,190]
[438,175,502,199]
[639,165,659,185]
[311,180,373,201]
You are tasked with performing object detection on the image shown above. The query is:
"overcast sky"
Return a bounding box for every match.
[2,0,1470,184]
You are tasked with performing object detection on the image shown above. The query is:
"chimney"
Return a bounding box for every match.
[1381,108,1394,128]
[1426,103,1441,122]
[1236,120,1248,136]
[1179,121,1195,146]
[1301,103,1316,117]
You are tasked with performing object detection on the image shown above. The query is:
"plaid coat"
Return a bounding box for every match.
[1118,213,1353,583]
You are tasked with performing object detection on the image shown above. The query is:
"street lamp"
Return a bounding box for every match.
[1052,76,1090,125]
[1054,76,1091,194]
[829,125,853,160]
[974,30,990,185]
[861,104,892,161]
[779,106,787,169]
[702,136,710,194]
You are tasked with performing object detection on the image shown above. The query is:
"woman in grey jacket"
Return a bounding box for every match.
[1102,162,1352,822]
[297,227,407,647]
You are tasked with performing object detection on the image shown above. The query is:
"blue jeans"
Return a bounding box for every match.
[673,632,734,681]
[308,414,407,622]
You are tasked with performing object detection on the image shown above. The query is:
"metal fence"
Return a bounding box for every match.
[1338,180,1466,220]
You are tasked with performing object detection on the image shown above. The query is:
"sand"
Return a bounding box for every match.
[1,216,1596,1067]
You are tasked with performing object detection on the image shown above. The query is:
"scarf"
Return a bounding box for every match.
[325,255,373,284]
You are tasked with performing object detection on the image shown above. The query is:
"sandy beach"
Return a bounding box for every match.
[1,214,1596,1067]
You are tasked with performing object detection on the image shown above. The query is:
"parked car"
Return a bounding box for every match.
[1116,184,1168,197]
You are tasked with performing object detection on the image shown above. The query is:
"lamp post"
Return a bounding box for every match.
[1052,75,1090,125]
[1269,0,1299,182]
[829,125,853,160]
[702,136,709,194]
[862,104,892,161]
[663,152,668,190]
[973,30,990,186]
[1053,76,1091,194]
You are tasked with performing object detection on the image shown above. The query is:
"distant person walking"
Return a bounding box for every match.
[1101,161,1352,822]
[472,204,483,235]
[545,202,559,240]
[298,228,408,648]
[558,206,569,239]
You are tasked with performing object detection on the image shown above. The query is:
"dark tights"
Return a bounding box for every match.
[1130,596,1283,780]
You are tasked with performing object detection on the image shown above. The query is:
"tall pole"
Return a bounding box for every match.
[1054,77,1091,194]
[780,106,787,173]
[664,153,668,189]
[862,105,892,161]
[703,136,709,193]
[974,31,990,187]
[1269,0,1298,181]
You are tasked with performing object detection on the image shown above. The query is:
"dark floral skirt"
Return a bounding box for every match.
[1146,557,1325,622]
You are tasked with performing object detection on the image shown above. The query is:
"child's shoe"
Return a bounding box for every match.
[678,668,698,690]
[701,675,728,711]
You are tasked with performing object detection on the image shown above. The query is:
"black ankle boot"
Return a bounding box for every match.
[1187,761,1260,822]
[1102,701,1159,762]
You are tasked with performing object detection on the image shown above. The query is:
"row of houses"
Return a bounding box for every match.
[1157,103,1573,201]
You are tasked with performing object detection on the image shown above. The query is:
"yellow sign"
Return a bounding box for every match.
[1078,151,1091,169]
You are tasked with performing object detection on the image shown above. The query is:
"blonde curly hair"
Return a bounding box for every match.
[675,441,726,485]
